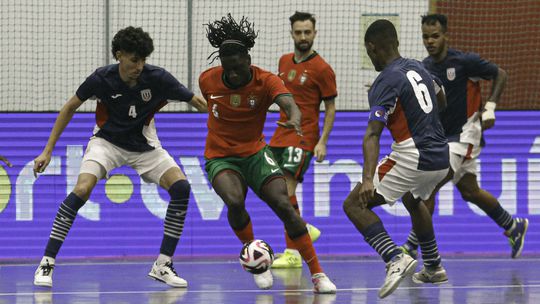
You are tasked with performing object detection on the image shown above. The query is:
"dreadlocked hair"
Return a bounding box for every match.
[205,14,258,63]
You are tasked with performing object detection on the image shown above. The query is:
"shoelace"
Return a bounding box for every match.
[40,263,54,276]
[163,261,178,276]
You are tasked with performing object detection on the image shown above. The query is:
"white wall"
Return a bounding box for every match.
[0,0,430,112]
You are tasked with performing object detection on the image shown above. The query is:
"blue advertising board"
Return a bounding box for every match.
[0,112,537,259]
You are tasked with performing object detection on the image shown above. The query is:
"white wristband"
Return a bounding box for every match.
[484,101,497,111]
[482,101,496,121]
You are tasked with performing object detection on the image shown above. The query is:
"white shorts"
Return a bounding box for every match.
[448,142,481,184]
[374,151,449,205]
[79,136,179,184]
[449,152,478,184]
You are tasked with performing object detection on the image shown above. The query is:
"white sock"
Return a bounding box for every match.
[41,256,55,265]
[157,253,172,264]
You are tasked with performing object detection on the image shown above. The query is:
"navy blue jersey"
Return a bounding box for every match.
[423,48,498,144]
[368,57,448,171]
[76,64,194,152]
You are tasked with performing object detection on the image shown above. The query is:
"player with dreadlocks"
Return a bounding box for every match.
[199,14,336,294]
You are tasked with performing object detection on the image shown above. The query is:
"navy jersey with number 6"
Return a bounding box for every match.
[368,57,448,171]
[76,64,194,152]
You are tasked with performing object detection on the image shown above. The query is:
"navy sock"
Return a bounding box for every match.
[362,221,401,263]
[486,204,514,231]
[160,180,190,257]
[44,192,86,258]
[417,232,442,268]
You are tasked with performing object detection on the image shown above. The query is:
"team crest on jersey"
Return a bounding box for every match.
[299,70,308,85]
[140,89,152,102]
[287,70,297,82]
[248,94,258,109]
[446,68,456,81]
[230,94,241,107]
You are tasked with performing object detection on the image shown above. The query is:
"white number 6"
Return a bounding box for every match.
[406,70,433,113]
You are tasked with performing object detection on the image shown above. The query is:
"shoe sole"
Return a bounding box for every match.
[33,280,52,288]
[314,285,337,294]
[148,273,188,288]
[412,272,449,284]
[512,219,529,259]
[378,259,418,299]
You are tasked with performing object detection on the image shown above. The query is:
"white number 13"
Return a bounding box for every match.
[406,70,433,113]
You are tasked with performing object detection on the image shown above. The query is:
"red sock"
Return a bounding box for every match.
[285,195,301,249]
[289,232,323,275]
[233,220,254,244]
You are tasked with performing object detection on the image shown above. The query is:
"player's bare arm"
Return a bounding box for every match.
[0,155,12,167]
[358,120,384,208]
[274,94,303,136]
[189,95,208,112]
[33,95,84,177]
[314,98,336,162]
[482,67,508,130]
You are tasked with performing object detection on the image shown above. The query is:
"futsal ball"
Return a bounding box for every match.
[239,239,275,274]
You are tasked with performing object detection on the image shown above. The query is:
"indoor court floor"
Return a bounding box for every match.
[1,256,539,303]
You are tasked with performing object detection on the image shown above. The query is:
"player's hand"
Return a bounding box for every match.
[33,152,52,177]
[276,120,303,136]
[481,117,495,130]
[190,95,208,113]
[313,142,327,162]
[0,155,12,167]
[358,179,375,209]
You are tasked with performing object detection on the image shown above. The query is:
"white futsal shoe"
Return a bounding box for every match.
[148,260,188,288]
[378,253,417,298]
[253,269,273,289]
[312,273,337,294]
[34,257,55,288]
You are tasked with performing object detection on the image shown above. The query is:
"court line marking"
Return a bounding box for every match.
[2,257,540,267]
[1,284,539,297]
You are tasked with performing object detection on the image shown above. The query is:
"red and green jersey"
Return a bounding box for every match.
[199,65,291,159]
[269,52,337,151]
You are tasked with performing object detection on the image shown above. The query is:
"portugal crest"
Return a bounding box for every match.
[140,89,152,102]
[299,70,308,85]
[446,68,456,81]
[230,94,241,107]
[248,94,258,109]
[287,69,297,82]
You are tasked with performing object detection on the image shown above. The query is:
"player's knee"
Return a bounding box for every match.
[168,179,191,200]
[72,184,93,201]
[343,197,356,216]
[226,199,246,213]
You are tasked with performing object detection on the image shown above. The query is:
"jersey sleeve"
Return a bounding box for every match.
[267,74,292,105]
[75,71,101,102]
[318,66,338,100]
[463,52,499,80]
[368,81,397,124]
[161,71,195,102]
[432,74,444,94]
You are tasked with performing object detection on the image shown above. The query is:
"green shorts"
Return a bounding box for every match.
[205,146,284,197]
[268,146,313,182]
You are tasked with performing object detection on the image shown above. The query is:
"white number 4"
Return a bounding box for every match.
[406,70,433,114]
[128,105,137,118]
